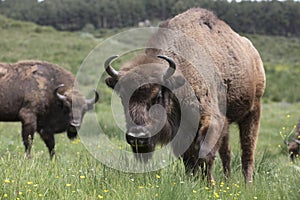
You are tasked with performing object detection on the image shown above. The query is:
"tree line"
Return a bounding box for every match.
[1,0,300,36]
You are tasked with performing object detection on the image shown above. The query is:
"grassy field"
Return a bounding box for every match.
[0,16,300,199]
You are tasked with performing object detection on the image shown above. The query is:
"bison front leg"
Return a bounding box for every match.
[182,149,216,183]
[182,154,201,176]
[39,130,55,159]
[197,114,226,182]
[218,121,231,178]
[238,101,261,184]
[19,110,37,159]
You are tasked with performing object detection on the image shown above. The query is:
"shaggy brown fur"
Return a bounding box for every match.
[105,8,265,183]
[0,60,98,158]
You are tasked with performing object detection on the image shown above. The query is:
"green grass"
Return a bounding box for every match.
[0,16,300,199]
[1,103,300,199]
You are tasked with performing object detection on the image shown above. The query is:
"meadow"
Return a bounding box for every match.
[0,16,300,199]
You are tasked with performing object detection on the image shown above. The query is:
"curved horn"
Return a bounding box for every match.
[86,90,99,107]
[104,55,119,79]
[293,139,300,144]
[157,55,176,80]
[284,134,289,145]
[54,84,67,101]
[284,126,297,145]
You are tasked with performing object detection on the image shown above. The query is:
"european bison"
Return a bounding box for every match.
[286,118,300,161]
[104,8,265,183]
[0,60,99,158]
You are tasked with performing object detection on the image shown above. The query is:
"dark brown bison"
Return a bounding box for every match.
[285,118,300,161]
[0,60,99,158]
[104,8,265,183]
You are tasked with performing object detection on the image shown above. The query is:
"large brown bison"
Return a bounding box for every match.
[104,8,265,183]
[0,60,99,158]
[286,118,300,161]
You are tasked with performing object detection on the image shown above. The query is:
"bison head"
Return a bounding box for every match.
[55,84,99,139]
[287,139,300,161]
[104,55,186,161]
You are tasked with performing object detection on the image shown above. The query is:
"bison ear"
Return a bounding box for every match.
[105,77,118,89]
[165,75,185,90]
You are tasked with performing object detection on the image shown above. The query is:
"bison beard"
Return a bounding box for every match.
[67,126,78,140]
[104,8,266,184]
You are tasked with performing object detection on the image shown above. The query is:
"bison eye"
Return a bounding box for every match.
[151,90,163,106]
[157,90,163,102]
[62,105,71,113]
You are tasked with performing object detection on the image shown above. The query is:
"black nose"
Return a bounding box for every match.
[126,127,150,146]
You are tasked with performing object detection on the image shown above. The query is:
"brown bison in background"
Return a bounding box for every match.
[286,118,300,161]
[104,8,265,183]
[0,61,99,158]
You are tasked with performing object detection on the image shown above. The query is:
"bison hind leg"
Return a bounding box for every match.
[19,110,37,159]
[238,100,261,184]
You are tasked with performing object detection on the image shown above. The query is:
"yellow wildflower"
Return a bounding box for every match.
[27,181,33,185]
[66,183,71,187]
[98,195,104,199]
[4,179,10,183]
[72,138,81,144]
[214,192,220,198]
[80,175,86,179]
[156,174,161,179]
[211,180,216,186]
[3,194,8,198]
[104,189,109,193]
